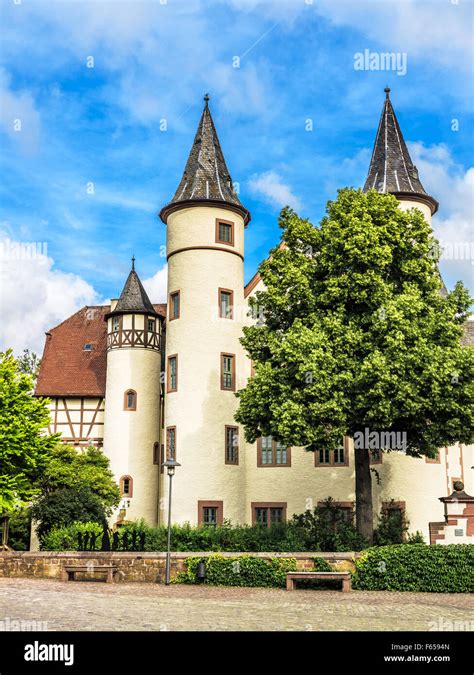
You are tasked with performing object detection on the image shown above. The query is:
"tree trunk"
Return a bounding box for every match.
[1,517,9,549]
[354,447,374,544]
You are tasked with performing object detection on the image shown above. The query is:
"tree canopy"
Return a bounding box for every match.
[0,349,58,513]
[235,189,474,540]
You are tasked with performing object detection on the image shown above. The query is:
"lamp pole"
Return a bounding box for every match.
[162,458,181,585]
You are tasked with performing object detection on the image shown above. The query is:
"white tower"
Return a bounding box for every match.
[103,258,163,525]
[159,95,251,526]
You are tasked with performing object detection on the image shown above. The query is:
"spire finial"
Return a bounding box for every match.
[131,255,135,271]
[384,86,391,99]
[203,93,209,107]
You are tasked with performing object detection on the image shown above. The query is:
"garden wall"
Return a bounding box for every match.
[0,551,356,583]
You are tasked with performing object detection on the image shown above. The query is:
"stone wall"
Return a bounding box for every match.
[0,551,356,583]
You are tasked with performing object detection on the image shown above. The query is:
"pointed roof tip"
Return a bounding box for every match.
[106,260,159,319]
[159,92,251,225]
[363,87,438,215]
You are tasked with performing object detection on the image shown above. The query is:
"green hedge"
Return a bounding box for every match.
[352,544,474,593]
[41,522,103,551]
[176,555,297,588]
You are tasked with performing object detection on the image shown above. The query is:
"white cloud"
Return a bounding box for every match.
[248,170,302,211]
[317,0,472,71]
[0,237,99,354]
[143,265,168,304]
[0,68,41,153]
[408,142,474,294]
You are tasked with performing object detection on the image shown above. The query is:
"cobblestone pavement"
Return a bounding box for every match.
[1,578,473,631]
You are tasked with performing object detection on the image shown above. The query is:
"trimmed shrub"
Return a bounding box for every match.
[41,522,103,551]
[352,544,474,593]
[176,554,297,587]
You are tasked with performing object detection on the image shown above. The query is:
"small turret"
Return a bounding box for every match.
[102,258,162,525]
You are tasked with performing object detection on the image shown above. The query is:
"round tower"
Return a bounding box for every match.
[362,87,448,536]
[103,258,163,525]
[159,95,251,526]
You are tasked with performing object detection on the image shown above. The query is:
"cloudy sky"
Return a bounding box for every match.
[0,0,472,353]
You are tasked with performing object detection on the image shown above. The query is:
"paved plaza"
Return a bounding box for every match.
[1,578,473,631]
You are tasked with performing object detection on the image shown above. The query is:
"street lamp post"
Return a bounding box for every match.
[162,458,181,585]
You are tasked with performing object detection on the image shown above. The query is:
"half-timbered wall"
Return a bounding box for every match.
[46,397,105,449]
[107,313,161,351]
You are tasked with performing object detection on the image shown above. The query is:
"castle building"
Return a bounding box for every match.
[35,89,473,542]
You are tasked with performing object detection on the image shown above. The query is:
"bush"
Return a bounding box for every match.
[352,544,474,593]
[373,501,409,546]
[32,487,108,540]
[5,508,31,551]
[41,522,103,551]
[290,499,368,551]
[176,554,297,587]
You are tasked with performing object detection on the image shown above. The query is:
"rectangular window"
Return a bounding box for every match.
[167,355,178,393]
[198,501,223,526]
[218,288,233,319]
[319,448,331,465]
[257,437,291,467]
[334,445,345,464]
[260,436,273,465]
[318,501,355,525]
[225,426,239,465]
[148,318,155,333]
[315,438,349,467]
[203,507,218,526]
[221,353,235,391]
[169,291,180,320]
[166,426,176,460]
[215,218,234,246]
[113,316,120,332]
[252,503,287,527]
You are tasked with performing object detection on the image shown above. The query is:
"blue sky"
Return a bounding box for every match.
[0,0,472,352]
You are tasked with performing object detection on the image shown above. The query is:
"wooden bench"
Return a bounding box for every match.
[61,565,118,583]
[286,571,351,592]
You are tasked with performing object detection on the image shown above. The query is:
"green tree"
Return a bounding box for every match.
[31,444,120,539]
[0,349,58,514]
[236,189,474,543]
[16,349,41,380]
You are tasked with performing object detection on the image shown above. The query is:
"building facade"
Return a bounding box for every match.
[35,89,474,542]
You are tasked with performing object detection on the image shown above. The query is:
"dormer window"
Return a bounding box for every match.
[113,316,120,332]
[83,343,93,351]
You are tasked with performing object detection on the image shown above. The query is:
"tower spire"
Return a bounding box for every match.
[363,88,438,215]
[160,95,250,225]
[106,260,158,318]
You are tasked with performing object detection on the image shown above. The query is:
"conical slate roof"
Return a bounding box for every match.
[160,95,250,225]
[107,258,159,318]
[364,88,438,214]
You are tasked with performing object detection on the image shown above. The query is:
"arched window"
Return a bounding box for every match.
[123,389,137,411]
[153,442,160,465]
[120,475,133,497]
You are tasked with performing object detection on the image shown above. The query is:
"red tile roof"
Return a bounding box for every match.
[35,304,166,397]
